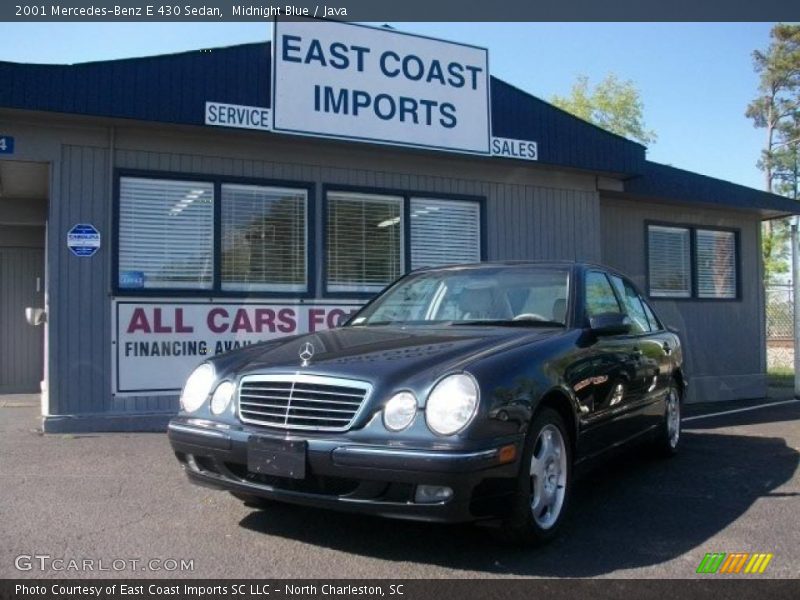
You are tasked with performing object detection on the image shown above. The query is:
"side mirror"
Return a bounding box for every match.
[25,307,46,326]
[589,312,631,336]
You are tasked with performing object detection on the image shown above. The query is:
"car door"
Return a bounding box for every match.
[577,270,645,457]
[609,274,668,435]
[640,293,676,429]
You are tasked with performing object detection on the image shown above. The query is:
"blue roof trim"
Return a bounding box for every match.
[0,42,643,174]
[1,42,795,215]
[0,43,271,128]
[490,78,645,174]
[626,161,800,216]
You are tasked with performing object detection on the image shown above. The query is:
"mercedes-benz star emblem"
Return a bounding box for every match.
[299,342,315,367]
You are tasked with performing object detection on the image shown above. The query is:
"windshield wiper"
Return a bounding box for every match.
[353,320,454,327]
[451,319,564,327]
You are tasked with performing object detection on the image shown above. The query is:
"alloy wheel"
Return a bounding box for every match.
[529,424,567,529]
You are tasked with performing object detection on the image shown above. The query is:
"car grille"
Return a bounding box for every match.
[237,374,372,432]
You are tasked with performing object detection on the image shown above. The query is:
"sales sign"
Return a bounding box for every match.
[112,300,363,395]
[272,20,491,154]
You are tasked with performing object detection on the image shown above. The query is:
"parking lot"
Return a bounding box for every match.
[1,397,798,579]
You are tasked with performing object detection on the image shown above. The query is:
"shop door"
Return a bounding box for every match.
[0,247,44,393]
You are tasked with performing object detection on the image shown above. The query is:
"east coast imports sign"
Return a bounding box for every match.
[203,20,537,161]
[272,20,491,154]
[112,300,361,395]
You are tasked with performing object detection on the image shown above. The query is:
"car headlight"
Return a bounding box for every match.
[180,363,216,413]
[383,391,418,432]
[425,373,479,436]
[210,381,235,415]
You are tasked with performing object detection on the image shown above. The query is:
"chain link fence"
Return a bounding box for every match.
[766,284,795,374]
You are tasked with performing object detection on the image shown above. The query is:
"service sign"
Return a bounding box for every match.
[205,101,272,131]
[272,19,491,155]
[112,300,362,395]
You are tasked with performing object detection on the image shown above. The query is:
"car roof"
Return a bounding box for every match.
[410,260,640,288]
[412,260,616,274]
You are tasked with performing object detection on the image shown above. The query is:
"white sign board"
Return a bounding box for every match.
[272,20,491,154]
[205,101,272,131]
[491,137,538,161]
[112,300,362,395]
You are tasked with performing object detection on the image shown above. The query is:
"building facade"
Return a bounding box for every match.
[0,25,796,432]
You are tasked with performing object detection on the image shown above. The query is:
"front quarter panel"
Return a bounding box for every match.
[463,329,584,442]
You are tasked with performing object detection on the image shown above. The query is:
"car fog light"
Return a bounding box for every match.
[383,391,418,431]
[414,485,453,504]
[210,381,235,415]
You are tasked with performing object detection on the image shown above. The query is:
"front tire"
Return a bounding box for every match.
[498,407,572,545]
[653,381,681,457]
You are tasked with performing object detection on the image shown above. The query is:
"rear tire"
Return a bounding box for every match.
[497,407,572,545]
[652,381,681,458]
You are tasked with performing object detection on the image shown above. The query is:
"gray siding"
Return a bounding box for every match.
[30,117,602,429]
[600,197,765,403]
[48,145,112,415]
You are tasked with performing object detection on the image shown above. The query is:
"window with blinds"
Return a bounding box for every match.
[326,192,403,293]
[221,184,307,292]
[647,225,691,298]
[410,198,480,269]
[119,177,214,289]
[696,229,736,299]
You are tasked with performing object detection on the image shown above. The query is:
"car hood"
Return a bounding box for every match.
[224,325,563,386]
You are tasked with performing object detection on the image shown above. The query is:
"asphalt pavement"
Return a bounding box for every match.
[1,397,798,579]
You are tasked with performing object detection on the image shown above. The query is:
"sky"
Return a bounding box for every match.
[0,22,776,191]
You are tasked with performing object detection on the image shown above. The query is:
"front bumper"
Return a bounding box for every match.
[168,417,523,522]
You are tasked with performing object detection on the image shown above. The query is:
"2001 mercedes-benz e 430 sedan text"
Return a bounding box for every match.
[168,262,684,543]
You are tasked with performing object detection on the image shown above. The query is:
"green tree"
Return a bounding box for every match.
[551,73,657,146]
[746,24,800,283]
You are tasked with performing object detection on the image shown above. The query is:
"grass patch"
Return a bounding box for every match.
[768,367,795,388]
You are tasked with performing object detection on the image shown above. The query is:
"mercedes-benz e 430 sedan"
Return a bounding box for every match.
[168,262,684,543]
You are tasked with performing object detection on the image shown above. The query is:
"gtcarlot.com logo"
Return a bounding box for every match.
[696,552,774,574]
[14,554,194,572]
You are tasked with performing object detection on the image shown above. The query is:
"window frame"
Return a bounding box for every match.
[113,169,316,298]
[322,184,486,299]
[117,174,216,292]
[694,227,739,300]
[645,220,741,302]
[220,182,310,294]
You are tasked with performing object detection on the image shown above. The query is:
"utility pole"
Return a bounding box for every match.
[793,223,800,397]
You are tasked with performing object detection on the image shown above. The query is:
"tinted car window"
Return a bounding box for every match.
[585,271,622,317]
[610,275,651,334]
[641,298,663,331]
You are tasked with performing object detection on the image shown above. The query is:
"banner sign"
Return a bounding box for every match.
[272,19,491,154]
[112,300,362,395]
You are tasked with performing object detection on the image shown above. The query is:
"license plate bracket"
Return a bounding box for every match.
[247,436,307,479]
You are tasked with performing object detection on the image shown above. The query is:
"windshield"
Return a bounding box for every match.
[350,266,570,327]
